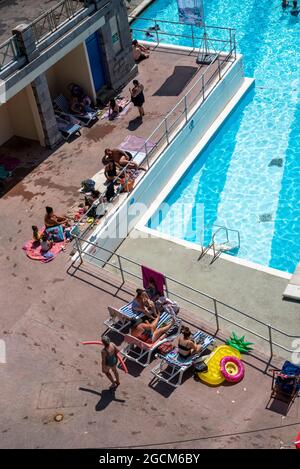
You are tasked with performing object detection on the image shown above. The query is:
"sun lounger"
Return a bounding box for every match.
[53,94,98,127]
[104,302,142,335]
[151,329,214,387]
[56,115,81,141]
[120,312,181,367]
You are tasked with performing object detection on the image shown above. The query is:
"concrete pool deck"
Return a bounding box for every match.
[112,230,300,360]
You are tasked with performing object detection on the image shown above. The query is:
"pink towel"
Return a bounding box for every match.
[141,265,165,296]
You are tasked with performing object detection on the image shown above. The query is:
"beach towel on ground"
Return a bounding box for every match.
[101,98,132,120]
[120,135,156,154]
[141,265,166,296]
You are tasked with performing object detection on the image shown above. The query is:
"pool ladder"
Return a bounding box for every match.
[198,225,240,263]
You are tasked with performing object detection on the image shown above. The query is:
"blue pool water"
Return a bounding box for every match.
[133,0,300,273]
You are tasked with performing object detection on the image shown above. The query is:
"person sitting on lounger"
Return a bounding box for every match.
[104,148,138,170]
[131,312,175,344]
[69,83,96,113]
[178,326,202,359]
[132,289,157,319]
[146,277,179,315]
[44,206,68,228]
[132,40,150,62]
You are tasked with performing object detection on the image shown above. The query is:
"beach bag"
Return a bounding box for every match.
[81,179,95,192]
[46,225,64,242]
[157,342,175,355]
[120,176,134,193]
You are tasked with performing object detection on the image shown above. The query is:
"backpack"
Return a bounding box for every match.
[81,179,95,192]
[46,225,64,242]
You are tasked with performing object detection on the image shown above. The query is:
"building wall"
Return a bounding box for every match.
[46,43,95,102]
[6,86,40,141]
[0,104,13,146]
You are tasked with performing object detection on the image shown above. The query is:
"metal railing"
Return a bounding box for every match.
[129,15,236,57]
[72,22,237,238]
[199,224,241,261]
[72,237,300,363]
[30,0,88,44]
[0,36,20,71]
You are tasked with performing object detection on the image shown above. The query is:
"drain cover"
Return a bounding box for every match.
[54,414,64,422]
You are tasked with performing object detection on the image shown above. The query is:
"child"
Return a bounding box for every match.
[40,234,53,253]
[32,226,41,242]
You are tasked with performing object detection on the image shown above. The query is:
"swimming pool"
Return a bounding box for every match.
[133,0,300,274]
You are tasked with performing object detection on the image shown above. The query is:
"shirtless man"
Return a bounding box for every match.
[104,148,138,170]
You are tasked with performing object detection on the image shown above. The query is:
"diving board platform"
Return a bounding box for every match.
[283,263,300,301]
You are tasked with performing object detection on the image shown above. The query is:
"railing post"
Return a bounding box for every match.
[191,24,195,49]
[164,117,169,145]
[268,324,273,363]
[217,56,221,80]
[75,236,83,265]
[155,20,160,46]
[213,299,220,332]
[184,95,188,122]
[117,255,125,284]
[164,278,169,297]
[202,74,205,101]
[144,142,150,170]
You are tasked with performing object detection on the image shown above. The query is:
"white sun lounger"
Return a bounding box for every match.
[120,312,181,367]
[104,302,142,335]
[151,329,214,387]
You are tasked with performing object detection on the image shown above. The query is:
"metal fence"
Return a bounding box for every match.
[73,237,300,364]
[0,36,20,72]
[73,22,237,238]
[129,15,236,56]
[31,0,88,44]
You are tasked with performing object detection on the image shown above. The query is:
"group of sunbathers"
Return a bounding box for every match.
[128,277,203,358]
[68,83,100,117]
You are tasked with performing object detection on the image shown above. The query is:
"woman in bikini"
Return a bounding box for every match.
[101,336,120,389]
[131,312,175,344]
[132,289,157,320]
[178,326,202,359]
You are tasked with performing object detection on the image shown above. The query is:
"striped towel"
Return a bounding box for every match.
[119,302,137,319]
[159,331,214,367]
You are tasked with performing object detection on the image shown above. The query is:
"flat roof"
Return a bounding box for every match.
[0,0,59,44]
